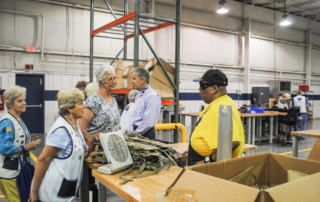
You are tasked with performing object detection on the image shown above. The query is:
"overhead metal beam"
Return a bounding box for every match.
[264,0,320,19]
[308,15,320,30]
[243,0,258,18]
[287,0,319,7]
[293,15,305,27]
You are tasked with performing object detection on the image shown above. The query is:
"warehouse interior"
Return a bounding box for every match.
[1,0,320,201]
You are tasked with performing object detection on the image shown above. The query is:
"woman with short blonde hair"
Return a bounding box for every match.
[0,85,41,202]
[84,82,99,100]
[29,88,97,202]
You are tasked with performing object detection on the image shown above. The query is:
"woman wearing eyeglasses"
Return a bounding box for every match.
[78,65,121,144]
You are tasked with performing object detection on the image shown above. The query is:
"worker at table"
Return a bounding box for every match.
[187,69,245,166]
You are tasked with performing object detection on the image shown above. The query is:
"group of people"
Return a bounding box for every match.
[0,66,246,201]
[0,66,162,202]
[277,91,310,138]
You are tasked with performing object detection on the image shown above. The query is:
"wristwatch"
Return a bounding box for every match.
[205,156,210,163]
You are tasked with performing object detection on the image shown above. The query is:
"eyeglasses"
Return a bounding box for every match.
[106,77,119,83]
[199,81,216,90]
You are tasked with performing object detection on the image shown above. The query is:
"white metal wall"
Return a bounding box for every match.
[1,0,320,132]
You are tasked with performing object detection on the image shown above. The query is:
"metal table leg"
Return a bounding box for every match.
[191,117,197,133]
[98,182,106,202]
[247,117,251,145]
[258,117,262,139]
[81,163,89,202]
[269,116,274,144]
[181,115,185,126]
[275,116,278,137]
[252,117,256,145]
[292,136,299,157]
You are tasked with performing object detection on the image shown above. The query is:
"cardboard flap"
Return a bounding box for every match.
[122,66,131,77]
[267,172,320,201]
[144,57,157,69]
[150,77,174,97]
[269,153,320,185]
[171,170,260,202]
[115,59,132,71]
[307,139,320,162]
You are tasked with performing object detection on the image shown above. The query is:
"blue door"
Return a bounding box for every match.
[16,74,44,134]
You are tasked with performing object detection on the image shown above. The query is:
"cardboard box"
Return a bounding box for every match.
[114,60,133,89]
[122,65,134,89]
[116,78,125,89]
[307,139,320,162]
[144,57,175,97]
[166,153,320,202]
[150,77,174,97]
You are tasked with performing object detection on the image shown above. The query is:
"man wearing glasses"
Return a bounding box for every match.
[187,69,245,166]
[128,67,161,139]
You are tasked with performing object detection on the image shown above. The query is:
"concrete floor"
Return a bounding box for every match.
[1,120,319,202]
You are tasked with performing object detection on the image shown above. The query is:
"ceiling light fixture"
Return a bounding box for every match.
[280,2,291,26]
[217,0,229,14]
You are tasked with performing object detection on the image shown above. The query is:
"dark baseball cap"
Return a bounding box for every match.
[193,69,228,86]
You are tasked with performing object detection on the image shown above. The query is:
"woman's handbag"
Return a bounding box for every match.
[16,151,35,202]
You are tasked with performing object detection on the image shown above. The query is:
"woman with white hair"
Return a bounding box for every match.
[120,90,139,134]
[78,65,120,142]
[29,88,96,202]
[0,85,41,202]
[84,82,99,100]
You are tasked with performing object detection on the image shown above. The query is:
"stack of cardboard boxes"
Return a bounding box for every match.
[114,58,175,97]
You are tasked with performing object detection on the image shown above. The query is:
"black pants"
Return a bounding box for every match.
[134,126,155,139]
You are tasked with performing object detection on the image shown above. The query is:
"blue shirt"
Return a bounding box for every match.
[0,118,30,161]
[128,85,161,135]
[46,128,73,158]
[250,104,258,108]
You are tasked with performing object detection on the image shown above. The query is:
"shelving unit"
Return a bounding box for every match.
[88,0,181,143]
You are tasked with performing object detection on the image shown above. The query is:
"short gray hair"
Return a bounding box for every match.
[95,65,116,87]
[297,90,302,95]
[57,88,84,116]
[131,67,149,84]
[4,85,27,109]
[85,82,99,99]
[128,90,139,102]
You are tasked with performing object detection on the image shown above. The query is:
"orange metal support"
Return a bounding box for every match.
[90,11,136,38]
[124,21,175,41]
[112,88,134,95]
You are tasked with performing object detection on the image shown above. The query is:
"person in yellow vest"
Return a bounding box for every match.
[187,69,245,166]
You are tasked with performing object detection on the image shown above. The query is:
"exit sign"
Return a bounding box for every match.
[26,46,35,52]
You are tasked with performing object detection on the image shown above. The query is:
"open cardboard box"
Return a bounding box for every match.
[165,153,320,202]
[114,59,132,89]
[307,139,320,162]
[144,57,175,97]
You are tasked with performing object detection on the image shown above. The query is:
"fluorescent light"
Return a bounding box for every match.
[280,19,291,26]
[280,14,291,26]
[217,0,229,14]
[217,5,229,14]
